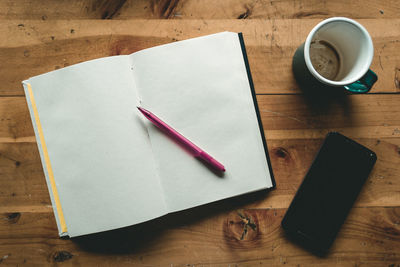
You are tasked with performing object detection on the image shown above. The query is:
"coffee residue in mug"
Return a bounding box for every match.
[310,40,341,81]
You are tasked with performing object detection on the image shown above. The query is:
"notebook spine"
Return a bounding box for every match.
[237,33,276,188]
[23,81,68,236]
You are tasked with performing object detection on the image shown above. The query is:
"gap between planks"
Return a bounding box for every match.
[0,205,397,214]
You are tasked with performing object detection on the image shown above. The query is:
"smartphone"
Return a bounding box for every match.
[281,132,377,254]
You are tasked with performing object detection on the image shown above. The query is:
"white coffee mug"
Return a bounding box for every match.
[293,17,377,93]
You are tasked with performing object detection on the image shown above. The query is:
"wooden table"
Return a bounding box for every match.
[1,1,399,266]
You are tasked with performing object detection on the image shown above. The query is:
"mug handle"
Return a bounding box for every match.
[344,69,378,93]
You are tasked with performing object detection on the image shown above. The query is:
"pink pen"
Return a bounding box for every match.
[137,107,225,172]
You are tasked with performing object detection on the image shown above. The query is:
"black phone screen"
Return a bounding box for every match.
[281,132,377,252]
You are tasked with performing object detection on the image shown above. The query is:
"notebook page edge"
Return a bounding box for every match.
[23,80,68,237]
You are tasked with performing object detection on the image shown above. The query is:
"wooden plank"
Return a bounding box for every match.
[0,207,399,265]
[0,19,399,95]
[2,137,399,211]
[0,142,52,209]
[258,94,400,134]
[1,95,399,209]
[2,95,399,142]
[0,97,33,142]
[0,0,399,20]
[0,2,399,265]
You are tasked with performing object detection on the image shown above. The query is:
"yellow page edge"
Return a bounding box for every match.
[26,83,68,234]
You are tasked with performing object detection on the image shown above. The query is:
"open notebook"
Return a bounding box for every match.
[23,32,275,237]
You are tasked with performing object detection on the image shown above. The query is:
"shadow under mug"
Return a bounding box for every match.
[293,17,378,93]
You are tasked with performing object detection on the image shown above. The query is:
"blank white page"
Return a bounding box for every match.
[130,32,273,212]
[24,56,167,237]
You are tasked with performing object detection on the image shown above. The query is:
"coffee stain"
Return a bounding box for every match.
[310,40,340,80]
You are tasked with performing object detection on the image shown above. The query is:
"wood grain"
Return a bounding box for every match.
[1,19,399,95]
[1,1,400,265]
[0,207,399,266]
[1,137,399,212]
[1,95,399,211]
[2,94,400,141]
[0,0,399,20]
